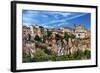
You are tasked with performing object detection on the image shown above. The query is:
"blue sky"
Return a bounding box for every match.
[22,10,91,30]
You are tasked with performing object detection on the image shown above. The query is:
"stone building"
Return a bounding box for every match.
[74,25,90,39]
[22,24,91,56]
[22,26,31,35]
[29,25,43,39]
[60,27,73,34]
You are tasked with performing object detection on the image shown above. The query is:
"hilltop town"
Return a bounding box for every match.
[22,24,91,62]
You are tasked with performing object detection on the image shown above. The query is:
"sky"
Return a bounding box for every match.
[22,10,91,30]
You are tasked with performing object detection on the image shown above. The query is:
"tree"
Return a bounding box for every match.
[22,50,32,62]
[70,33,75,39]
[84,50,91,59]
[34,35,42,42]
[27,33,31,41]
[32,49,49,62]
[73,50,84,60]
[44,48,53,55]
[47,30,52,37]
[64,32,69,41]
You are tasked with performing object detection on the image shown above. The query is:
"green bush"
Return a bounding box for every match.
[22,52,32,62]
[56,55,69,61]
[23,48,91,62]
[73,50,84,60]
[64,32,69,41]
[32,49,50,62]
[34,35,42,42]
[47,30,52,37]
[84,50,91,59]
[69,33,75,39]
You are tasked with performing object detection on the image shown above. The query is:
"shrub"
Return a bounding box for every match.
[73,50,84,60]
[69,33,75,39]
[84,50,91,59]
[32,49,49,62]
[47,30,52,37]
[23,48,91,62]
[64,32,69,41]
[56,55,69,61]
[34,35,42,42]
[22,52,32,62]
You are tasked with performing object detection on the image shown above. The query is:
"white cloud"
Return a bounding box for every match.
[47,12,72,17]
[65,13,87,21]
[23,10,39,14]
[23,23,31,26]
[42,13,86,25]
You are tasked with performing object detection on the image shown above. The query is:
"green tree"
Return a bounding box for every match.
[56,55,69,61]
[69,33,75,39]
[32,49,49,62]
[34,35,42,42]
[22,51,32,62]
[47,30,52,37]
[84,50,91,59]
[64,32,69,41]
[73,50,84,60]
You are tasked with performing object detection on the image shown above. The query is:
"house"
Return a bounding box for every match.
[30,25,37,38]
[22,26,31,35]
[74,25,88,39]
[60,27,73,33]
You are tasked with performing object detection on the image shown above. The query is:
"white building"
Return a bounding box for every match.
[74,25,87,39]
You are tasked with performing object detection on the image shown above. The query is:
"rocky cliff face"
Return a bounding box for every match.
[22,25,91,59]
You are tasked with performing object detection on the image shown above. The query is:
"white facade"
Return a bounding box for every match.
[75,32,85,38]
[30,26,34,36]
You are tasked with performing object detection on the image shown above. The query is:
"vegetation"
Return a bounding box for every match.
[23,24,91,63]
[69,33,76,39]
[23,51,32,62]
[47,30,52,37]
[32,49,49,62]
[23,48,91,62]
[34,35,42,42]
[64,32,69,41]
